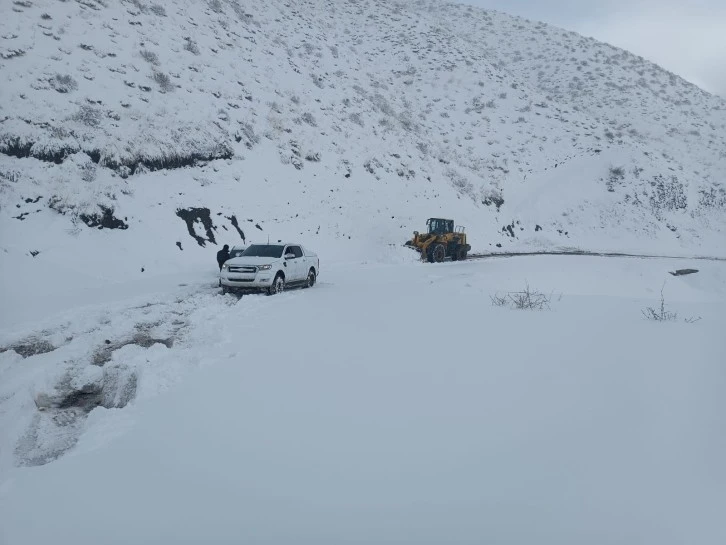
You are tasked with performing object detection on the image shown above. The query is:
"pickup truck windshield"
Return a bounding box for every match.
[240,245,285,258]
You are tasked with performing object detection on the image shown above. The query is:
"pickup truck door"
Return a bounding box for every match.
[284,245,303,282]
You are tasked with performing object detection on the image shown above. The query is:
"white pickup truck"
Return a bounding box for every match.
[220,243,319,295]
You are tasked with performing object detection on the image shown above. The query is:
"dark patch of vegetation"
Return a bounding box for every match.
[483,195,504,210]
[183,37,200,55]
[227,215,246,242]
[150,4,166,16]
[0,138,233,175]
[152,71,174,92]
[502,221,516,238]
[176,207,217,247]
[79,205,129,230]
[607,165,626,192]
[49,74,78,93]
[649,175,687,214]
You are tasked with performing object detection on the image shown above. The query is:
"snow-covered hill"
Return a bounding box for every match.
[2,2,726,541]
[1,0,725,286]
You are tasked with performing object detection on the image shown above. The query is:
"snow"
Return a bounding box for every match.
[1,0,725,542]
[2,254,725,544]
[1,0,725,269]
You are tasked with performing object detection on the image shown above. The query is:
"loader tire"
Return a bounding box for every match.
[430,243,446,263]
[456,247,468,261]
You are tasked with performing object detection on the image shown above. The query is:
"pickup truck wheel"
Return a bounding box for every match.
[267,274,285,295]
[306,269,316,288]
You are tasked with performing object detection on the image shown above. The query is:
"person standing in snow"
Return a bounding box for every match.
[217,244,230,271]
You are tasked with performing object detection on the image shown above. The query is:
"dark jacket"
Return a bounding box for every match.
[217,248,230,268]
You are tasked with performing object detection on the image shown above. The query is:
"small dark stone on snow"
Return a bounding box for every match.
[255,223,263,231]
[496,243,502,248]
[176,241,183,251]
[30,250,39,257]
[141,268,145,272]
[535,225,542,231]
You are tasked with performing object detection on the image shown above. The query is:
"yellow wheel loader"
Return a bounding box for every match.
[404,218,471,263]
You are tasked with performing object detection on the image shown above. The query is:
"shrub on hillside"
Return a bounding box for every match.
[301,112,317,127]
[607,165,625,192]
[140,49,159,65]
[152,71,174,92]
[183,37,200,55]
[649,175,686,215]
[49,74,77,93]
[349,113,364,127]
[71,105,103,128]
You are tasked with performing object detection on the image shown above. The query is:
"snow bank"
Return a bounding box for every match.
[1,256,724,545]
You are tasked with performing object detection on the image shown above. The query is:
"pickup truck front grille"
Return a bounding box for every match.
[227,277,254,282]
[229,266,257,273]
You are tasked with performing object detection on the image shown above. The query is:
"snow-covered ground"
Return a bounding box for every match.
[1,0,725,542]
[1,253,725,545]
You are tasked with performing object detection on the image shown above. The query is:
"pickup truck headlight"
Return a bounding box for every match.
[257,264,272,271]
[221,263,229,270]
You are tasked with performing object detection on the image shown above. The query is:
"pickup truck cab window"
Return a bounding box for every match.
[241,245,285,258]
[289,246,303,258]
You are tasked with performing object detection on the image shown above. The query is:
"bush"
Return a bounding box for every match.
[152,71,174,92]
[150,4,166,16]
[183,38,200,55]
[349,112,364,127]
[140,49,159,65]
[71,105,103,127]
[301,112,317,127]
[49,74,78,93]
[491,283,553,310]
[641,283,700,323]
[607,165,625,192]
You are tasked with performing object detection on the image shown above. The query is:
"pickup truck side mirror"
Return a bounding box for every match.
[285,253,295,259]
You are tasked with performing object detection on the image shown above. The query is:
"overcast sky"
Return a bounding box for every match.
[458,0,726,97]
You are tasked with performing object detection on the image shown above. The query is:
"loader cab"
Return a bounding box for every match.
[426,218,454,235]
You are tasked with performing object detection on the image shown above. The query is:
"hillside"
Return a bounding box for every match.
[2,3,726,542]
[1,0,725,283]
